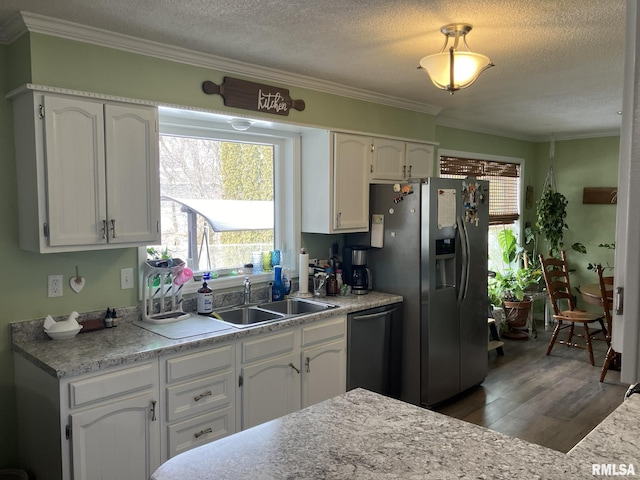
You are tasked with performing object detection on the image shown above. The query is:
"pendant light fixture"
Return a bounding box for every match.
[418,23,494,94]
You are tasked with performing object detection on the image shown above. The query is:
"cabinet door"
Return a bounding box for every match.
[405,142,434,179]
[371,138,406,180]
[301,339,346,408]
[333,133,370,230]
[241,352,301,430]
[70,391,160,480]
[105,104,160,244]
[43,96,107,246]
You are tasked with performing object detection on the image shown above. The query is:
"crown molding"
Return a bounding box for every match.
[0,11,27,44]
[3,11,442,117]
[436,116,620,143]
[435,116,539,142]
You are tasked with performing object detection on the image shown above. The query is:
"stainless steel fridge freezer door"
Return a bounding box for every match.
[421,179,462,406]
[420,178,489,405]
[458,179,490,392]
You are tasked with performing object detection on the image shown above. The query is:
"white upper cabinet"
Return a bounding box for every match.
[405,142,435,179]
[370,138,405,181]
[371,139,435,181]
[301,131,370,233]
[12,90,160,253]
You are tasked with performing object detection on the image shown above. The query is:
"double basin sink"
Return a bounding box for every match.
[211,297,337,328]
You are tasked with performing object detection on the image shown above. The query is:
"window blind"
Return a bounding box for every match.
[440,156,520,225]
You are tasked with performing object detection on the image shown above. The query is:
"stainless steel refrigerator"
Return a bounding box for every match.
[366,178,489,406]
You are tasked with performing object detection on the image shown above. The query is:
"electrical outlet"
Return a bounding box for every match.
[48,275,63,297]
[121,268,134,289]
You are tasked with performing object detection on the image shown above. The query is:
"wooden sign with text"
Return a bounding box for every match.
[202,77,305,116]
[583,187,617,204]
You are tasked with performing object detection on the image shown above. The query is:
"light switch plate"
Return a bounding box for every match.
[121,268,134,289]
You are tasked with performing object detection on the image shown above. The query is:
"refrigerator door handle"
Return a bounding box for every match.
[456,216,470,303]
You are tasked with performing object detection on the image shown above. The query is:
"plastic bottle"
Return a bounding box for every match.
[326,273,338,296]
[271,266,285,301]
[197,281,213,315]
[336,269,344,290]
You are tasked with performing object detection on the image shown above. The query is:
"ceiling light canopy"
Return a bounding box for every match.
[419,23,494,94]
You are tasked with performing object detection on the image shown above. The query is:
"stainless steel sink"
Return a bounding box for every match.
[211,298,337,329]
[258,298,337,315]
[213,307,284,328]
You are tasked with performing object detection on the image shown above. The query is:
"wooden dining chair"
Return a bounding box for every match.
[596,263,619,382]
[538,251,607,365]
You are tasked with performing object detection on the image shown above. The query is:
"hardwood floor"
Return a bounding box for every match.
[434,319,628,453]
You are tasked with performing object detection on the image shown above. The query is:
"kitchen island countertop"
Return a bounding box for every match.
[151,387,638,480]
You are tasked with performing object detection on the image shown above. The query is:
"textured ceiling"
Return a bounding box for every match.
[0,0,627,141]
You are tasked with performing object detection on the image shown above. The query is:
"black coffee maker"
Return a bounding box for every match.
[342,245,371,294]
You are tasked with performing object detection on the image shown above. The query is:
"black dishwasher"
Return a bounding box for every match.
[347,303,402,398]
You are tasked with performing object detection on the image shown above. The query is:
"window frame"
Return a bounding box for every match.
[138,107,301,296]
[437,148,525,272]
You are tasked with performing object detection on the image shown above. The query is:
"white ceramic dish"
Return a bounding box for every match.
[45,325,82,340]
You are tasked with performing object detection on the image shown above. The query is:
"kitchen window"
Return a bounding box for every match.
[438,150,524,274]
[143,107,300,293]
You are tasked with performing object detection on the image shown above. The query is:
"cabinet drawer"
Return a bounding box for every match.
[301,317,346,347]
[165,344,234,383]
[242,330,296,364]
[167,406,234,459]
[166,370,234,422]
[69,362,156,409]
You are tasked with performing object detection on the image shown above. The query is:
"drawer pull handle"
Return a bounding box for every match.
[150,400,157,421]
[289,363,300,374]
[305,356,310,373]
[194,390,213,402]
[194,427,213,439]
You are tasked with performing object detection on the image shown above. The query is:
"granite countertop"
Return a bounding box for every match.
[11,291,402,379]
[151,388,609,480]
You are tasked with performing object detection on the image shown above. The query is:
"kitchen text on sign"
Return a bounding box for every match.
[202,77,305,117]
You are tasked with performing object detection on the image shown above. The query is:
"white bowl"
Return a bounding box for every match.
[45,325,82,340]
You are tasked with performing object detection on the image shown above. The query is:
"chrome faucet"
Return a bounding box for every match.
[243,277,251,304]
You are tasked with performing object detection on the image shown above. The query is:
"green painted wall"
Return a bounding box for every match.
[533,137,619,288]
[0,31,620,469]
[28,33,437,141]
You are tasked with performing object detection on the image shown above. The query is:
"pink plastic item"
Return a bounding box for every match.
[173,267,193,285]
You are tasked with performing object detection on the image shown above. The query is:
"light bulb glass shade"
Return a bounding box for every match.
[420,51,493,92]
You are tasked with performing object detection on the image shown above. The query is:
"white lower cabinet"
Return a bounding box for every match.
[239,316,347,429]
[160,344,236,461]
[66,362,161,480]
[13,315,348,479]
[13,355,160,480]
[301,340,347,407]
[70,391,160,480]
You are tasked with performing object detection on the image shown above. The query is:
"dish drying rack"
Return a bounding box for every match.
[142,258,190,324]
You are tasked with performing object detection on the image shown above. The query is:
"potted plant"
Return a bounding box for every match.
[536,185,586,258]
[489,229,542,339]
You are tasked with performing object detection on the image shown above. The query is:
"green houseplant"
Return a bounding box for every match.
[489,229,541,338]
[536,184,586,258]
